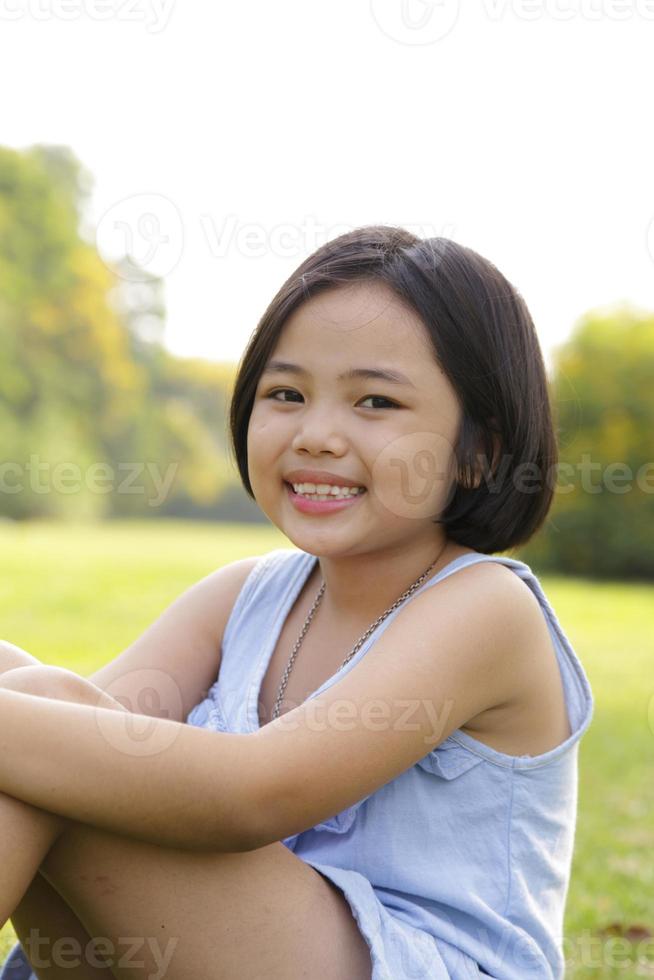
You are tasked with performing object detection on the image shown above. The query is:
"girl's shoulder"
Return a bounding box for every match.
[425,545,539,611]
[436,545,546,605]
[433,549,584,758]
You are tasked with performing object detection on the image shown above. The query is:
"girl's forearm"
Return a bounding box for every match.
[0,690,258,854]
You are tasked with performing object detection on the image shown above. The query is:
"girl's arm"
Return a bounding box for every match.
[0,687,258,853]
[0,563,534,854]
[85,554,261,722]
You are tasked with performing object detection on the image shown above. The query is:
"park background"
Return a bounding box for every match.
[2,3,654,977]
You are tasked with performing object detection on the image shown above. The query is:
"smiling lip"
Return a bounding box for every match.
[284,469,366,488]
[285,482,366,515]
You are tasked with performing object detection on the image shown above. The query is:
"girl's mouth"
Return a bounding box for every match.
[284,482,367,515]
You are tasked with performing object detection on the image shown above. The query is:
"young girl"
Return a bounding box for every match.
[0,226,593,980]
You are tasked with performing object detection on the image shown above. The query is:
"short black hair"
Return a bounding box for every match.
[229,225,558,554]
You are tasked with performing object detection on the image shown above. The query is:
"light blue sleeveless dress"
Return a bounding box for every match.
[1,548,594,980]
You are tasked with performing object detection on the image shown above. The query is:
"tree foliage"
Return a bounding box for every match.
[518,307,654,579]
[0,144,242,521]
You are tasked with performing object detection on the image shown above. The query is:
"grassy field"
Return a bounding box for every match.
[0,519,652,978]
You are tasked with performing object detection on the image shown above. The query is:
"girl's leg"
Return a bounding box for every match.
[0,640,42,674]
[0,659,129,977]
[40,826,373,980]
[1,666,373,980]
[10,872,114,979]
[0,781,66,929]
[0,647,79,952]
[0,665,131,926]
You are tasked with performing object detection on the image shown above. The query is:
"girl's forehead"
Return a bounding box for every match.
[276,283,431,357]
[290,281,415,327]
[267,330,446,397]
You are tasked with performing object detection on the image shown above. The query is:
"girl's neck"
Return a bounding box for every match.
[312,536,462,625]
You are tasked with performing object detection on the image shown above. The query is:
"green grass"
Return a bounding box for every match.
[1,520,652,978]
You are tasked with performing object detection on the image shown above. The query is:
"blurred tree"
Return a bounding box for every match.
[518,306,654,579]
[0,143,245,521]
[0,144,141,518]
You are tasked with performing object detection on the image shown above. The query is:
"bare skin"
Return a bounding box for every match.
[0,655,372,979]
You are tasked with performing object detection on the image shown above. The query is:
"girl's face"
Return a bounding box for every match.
[247,280,463,559]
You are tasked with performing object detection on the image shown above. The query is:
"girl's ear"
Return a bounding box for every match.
[486,417,502,477]
[459,418,502,490]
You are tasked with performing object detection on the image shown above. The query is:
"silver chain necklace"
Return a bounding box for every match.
[271,542,450,720]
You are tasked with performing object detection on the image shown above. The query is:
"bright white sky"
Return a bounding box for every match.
[2,0,654,373]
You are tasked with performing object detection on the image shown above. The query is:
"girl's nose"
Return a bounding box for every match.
[290,413,348,457]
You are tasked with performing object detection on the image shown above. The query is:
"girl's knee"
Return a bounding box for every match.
[0,665,133,724]
[0,663,77,698]
[0,664,119,709]
[0,638,42,674]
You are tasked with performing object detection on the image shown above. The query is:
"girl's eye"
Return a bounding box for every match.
[358,395,399,410]
[266,388,303,404]
[265,389,399,410]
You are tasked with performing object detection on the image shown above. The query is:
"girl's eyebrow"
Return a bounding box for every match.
[261,359,416,388]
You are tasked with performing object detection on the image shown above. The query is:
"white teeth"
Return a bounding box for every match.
[290,482,366,499]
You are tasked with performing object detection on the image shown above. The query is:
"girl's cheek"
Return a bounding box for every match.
[247,410,276,453]
[369,430,459,520]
